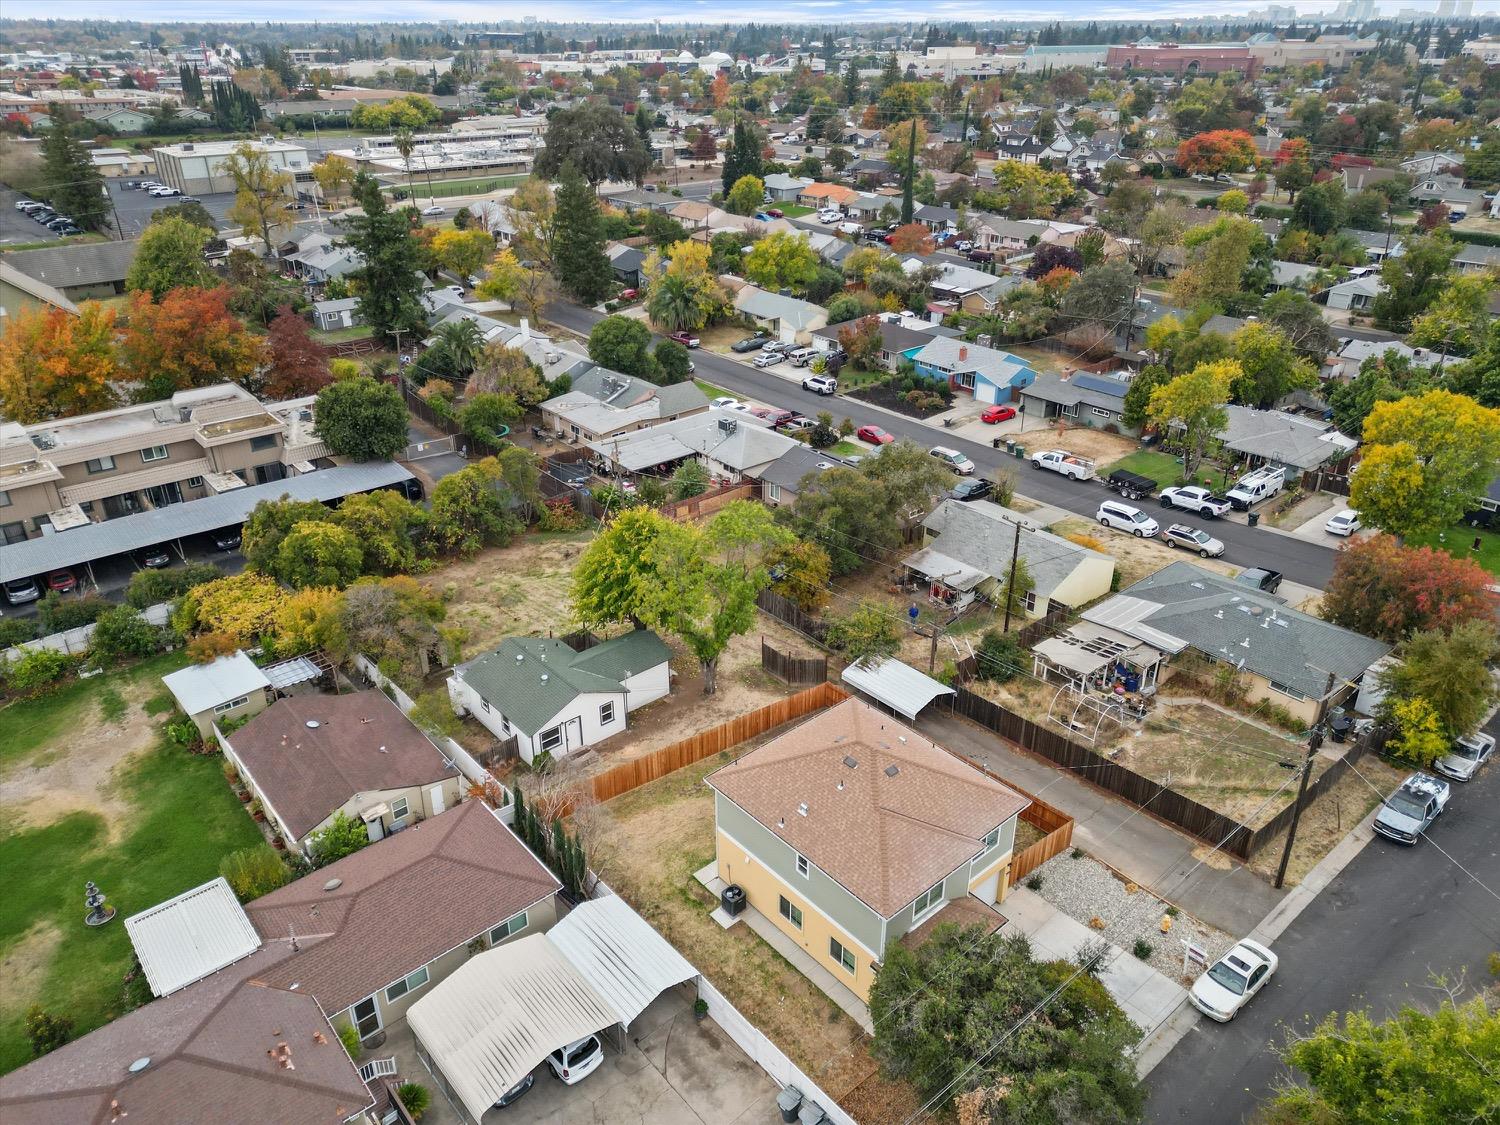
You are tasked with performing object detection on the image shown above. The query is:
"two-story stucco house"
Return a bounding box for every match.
[706,698,1030,1002]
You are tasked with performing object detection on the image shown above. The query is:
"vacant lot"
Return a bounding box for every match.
[1018,423,1138,465]
[0,653,263,1073]
[598,751,879,1101]
[1052,515,1239,588]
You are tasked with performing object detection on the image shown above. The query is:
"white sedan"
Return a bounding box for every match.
[1189,939,1278,1022]
[421,204,446,216]
[1325,509,1361,536]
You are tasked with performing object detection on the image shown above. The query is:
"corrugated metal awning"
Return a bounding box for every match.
[124,877,262,997]
[546,896,697,1031]
[841,658,956,721]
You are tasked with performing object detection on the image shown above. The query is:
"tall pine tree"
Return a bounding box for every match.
[41,121,107,231]
[721,119,763,197]
[345,173,428,347]
[551,161,613,306]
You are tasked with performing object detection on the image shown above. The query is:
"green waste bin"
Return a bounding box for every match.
[1014,445,1026,459]
[1247,511,1260,527]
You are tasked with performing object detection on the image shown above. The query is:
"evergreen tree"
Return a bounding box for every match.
[178,63,204,104]
[721,119,762,196]
[878,51,901,92]
[41,121,107,231]
[634,103,652,146]
[344,173,427,346]
[900,117,917,224]
[842,61,861,107]
[552,162,613,305]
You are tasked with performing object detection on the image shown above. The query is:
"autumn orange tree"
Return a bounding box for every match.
[263,304,331,400]
[1175,130,1257,177]
[887,222,934,254]
[1323,534,1495,643]
[0,303,119,423]
[118,286,264,401]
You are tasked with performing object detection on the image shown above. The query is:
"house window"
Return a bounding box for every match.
[539,726,564,754]
[766,482,781,503]
[0,490,9,508]
[384,965,430,1002]
[1023,590,1040,614]
[140,445,168,463]
[829,938,856,974]
[488,910,528,944]
[911,881,944,919]
[501,716,511,734]
[600,701,617,726]
[213,696,248,714]
[391,796,410,824]
[796,853,809,878]
[982,827,1000,851]
[1,521,26,545]
[1270,680,1309,701]
[479,698,490,712]
[778,895,803,929]
[85,456,116,474]
[250,434,277,451]
[1059,404,1079,418]
[1091,407,1111,418]
[186,476,204,488]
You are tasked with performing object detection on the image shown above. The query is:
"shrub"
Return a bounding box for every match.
[397,1082,431,1119]
[1132,938,1153,961]
[125,561,222,608]
[25,1006,74,1057]
[90,606,161,660]
[977,629,1024,683]
[3,648,75,697]
[310,810,372,867]
[219,845,292,900]
[187,631,240,663]
[0,618,36,649]
[339,1022,363,1060]
[537,497,586,531]
[36,592,113,634]
[1025,874,1044,891]
[164,715,202,749]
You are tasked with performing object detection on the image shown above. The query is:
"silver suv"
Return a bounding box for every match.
[1432,732,1495,783]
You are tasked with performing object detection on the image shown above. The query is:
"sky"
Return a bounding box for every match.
[9,0,1490,25]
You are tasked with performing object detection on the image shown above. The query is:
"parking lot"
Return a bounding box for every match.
[1,186,75,245]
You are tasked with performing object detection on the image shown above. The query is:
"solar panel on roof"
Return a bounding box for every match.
[1071,373,1129,398]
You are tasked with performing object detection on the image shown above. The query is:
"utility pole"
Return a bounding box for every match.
[1274,724,1322,889]
[1001,516,1023,632]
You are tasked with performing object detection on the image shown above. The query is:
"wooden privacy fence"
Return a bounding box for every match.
[757,588,829,644]
[761,639,828,685]
[948,686,1259,860]
[947,749,1075,883]
[589,682,848,804]
[1240,730,1381,859]
[657,480,758,521]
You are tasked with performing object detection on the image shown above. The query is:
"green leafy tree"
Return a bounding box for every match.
[345,173,428,345]
[588,315,657,379]
[725,174,765,216]
[765,540,831,612]
[721,118,763,196]
[1171,216,1263,308]
[1290,176,1348,236]
[534,103,651,186]
[1408,274,1495,356]
[977,628,1025,682]
[333,490,426,575]
[126,215,212,298]
[310,811,372,867]
[671,458,710,499]
[1328,349,1432,434]
[1381,620,1500,741]
[552,161,613,304]
[743,231,820,293]
[313,376,408,461]
[995,557,1037,624]
[1229,322,1318,407]
[1060,260,1135,332]
[90,606,161,660]
[426,449,539,556]
[1147,361,1236,478]
[652,339,692,385]
[25,1006,75,1058]
[826,601,901,665]
[572,507,680,629]
[223,141,294,254]
[1372,230,1458,332]
[275,521,365,589]
[1383,696,1450,768]
[1261,289,1336,358]
[1122,363,1171,431]
[219,845,291,900]
[1448,319,1500,408]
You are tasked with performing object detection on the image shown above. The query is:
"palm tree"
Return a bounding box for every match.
[432,320,484,380]
[393,127,416,202]
[645,272,700,333]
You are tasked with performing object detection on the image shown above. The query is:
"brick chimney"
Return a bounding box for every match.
[958,345,968,362]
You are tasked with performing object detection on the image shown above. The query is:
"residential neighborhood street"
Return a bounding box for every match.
[1145,709,1500,1123]
[545,300,1343,588]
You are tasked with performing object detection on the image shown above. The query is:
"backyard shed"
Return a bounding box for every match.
[161,651,273,737]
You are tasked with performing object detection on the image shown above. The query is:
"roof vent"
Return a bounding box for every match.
[322,878,342,892]
[884,764,900,778]
[797,802,809,816]
[837,780,845,791]
[128,1057,151,1074]
[305,720,320,729]
[516,653,525,662]
[843,755,858,769]
[540,673,549,682]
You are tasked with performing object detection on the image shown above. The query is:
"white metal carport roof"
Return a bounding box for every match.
[546,895,697,1031]
[841,657,956,721]
[124,877,262,997]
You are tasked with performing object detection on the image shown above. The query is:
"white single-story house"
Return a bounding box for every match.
[449,630,671,763]
[160,650,274,738]
[734,285,829,345]
[1326,275,1383,312]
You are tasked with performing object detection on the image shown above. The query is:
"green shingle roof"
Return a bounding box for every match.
[456,631,669,737]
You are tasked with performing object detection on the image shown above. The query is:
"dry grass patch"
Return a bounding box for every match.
[1019,423,1139,464]
[1052,516,1239,588]
[599,751,878,1100]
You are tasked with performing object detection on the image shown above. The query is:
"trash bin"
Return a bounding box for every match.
[1247,511,1260,527]
[1014,445,1026,460]
[1005,438,1015,454]
[777,1087,803,1123]
[1330,714,1354,744]
[798,1100,827,1125]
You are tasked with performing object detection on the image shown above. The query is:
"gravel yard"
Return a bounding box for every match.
[1028,850,1236,985]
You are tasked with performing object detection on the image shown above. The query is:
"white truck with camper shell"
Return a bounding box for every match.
[1226,467,1285,511]
[1030,449,1096,481]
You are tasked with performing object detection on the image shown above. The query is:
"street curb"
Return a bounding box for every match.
[1134,805,1380,1078]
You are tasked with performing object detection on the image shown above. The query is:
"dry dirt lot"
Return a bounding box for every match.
[1052,515,1240,589]
[1019,423,1140,465]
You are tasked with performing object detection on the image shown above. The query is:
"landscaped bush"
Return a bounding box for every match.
[1,648,76,698]
[536,497,586,531]
[219,844,292,901]
[125,561,222,608]
[36,592,113,634]
[0,618,36,649]
[25,1006,73,1058]
[89,606,163,660]
[977,629,1025,683]
[397,1082,431,1119]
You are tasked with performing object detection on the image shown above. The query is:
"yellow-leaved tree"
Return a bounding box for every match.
[0,302,119,423]
[1146,360,1237,478]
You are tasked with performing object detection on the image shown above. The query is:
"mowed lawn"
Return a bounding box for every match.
[1100,450,1232,492]
[1405,523,1500,577]
[0,656,263,1074]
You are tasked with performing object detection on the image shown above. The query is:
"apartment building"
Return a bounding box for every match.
[0,383,328,545]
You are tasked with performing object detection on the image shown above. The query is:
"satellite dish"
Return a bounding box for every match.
[128,1057,151,1074]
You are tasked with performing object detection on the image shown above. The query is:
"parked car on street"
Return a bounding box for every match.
[1233,567,1282,595]
[856,424,893,445]
[929,446,975,475]
[1324,509,1361,536]
[667,331,700,348]
[1032,449,1096,480]
[1159,485,1230,518]
[420,204,445,216]
[731,334,771,353]
[546,1035,604,1085]
[1372,772,1449,844]
[802,374,837,394]
[1432,732,1495,783]
[1163,523,1225,558]
[1096,500,1159,538]
[950,478,993,502]
[1189,939,1278,1022]
[711,396,740,409]
[981,404,1016,423]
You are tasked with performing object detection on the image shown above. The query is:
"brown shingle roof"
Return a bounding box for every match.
[707,698,1030,917]
[900,896,1007,950]
[244,800,559,1014]
[0,944,372,1125]
[229,691,459,839]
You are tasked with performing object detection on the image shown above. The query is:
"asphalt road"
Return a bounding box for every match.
[1147,707,1500,1122]
[544,300,1342,589]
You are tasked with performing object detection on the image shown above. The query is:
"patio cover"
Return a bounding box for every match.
[903,545,986,592]
[546,895,698,1032]
[841,657,956,721]
[124,878,262,997]
[405,934,618,1123]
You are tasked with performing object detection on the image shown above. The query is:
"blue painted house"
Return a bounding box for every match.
[913,337,1037,404]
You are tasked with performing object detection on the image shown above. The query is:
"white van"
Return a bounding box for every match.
[1097,500,1160,538]
[1226,467,1285,511]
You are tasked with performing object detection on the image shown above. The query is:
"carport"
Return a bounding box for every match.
[405,896,698,1125]
[841,656,956,721]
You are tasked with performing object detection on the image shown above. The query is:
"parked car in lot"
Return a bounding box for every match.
[667,331,700,348]
[856,424,893,445]
[1163,523,1225,558]
[778,415,817,434]
[981,404,1016,423]
[45,569,78,593]
[148,185,180,197]
[137,546,172,569]
[1432,732,1495,783]
[1324,509,1361,536]
[787,347,819,367]
[1189,939,1278,1022]
[1159,485,1230,518]
[950,478,993,502]
[711,396,740,409]
[492,1071,535,1108]
[929,446,975,475]
[1372,772,1449,844]
[802,374,837,394]
[547,1035,604,1085]
[214,527,243,551]
[3,577,41,605]
[753,350,784,368]
[1096,500,1159,538]
[731,334,770,353]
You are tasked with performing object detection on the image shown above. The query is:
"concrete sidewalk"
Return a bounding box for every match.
[916,711,1285,936]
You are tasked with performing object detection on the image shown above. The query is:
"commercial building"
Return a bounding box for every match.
[1107,41,1261,78]
[151,137,310,194]
[1247,33,1382,70]
[1017,44,1109,71]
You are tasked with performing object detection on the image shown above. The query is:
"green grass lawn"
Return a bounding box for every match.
[777,204,814,217]
[1406,524,1500,577]
[309,324,376,345]
[694,378,735,401]
[834,365,888,391]
[1100,450,1231,491]
[0,655,262,1073]
[830,440,864,457]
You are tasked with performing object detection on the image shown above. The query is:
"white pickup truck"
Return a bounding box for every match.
[1030,449,1096,481]
[1159,485,1231,519]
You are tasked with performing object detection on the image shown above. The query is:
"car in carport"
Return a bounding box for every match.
[213,527,242,552]
[137,546,173,569]
[3,577,41,605]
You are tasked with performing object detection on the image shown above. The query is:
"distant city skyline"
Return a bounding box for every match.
[4,0,1494,25]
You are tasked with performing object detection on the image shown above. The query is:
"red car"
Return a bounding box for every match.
[46,569,77,593]
[766,207,784,218]
[618,288,639,300]
[856,424,894,445]
[668,331,700,348]
[982,405,1017,423]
